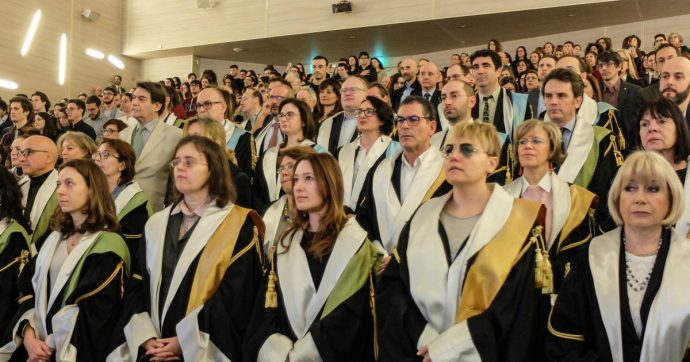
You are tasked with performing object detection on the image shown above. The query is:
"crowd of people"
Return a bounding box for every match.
[0,30,689,361]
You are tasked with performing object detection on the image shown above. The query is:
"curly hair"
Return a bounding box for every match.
[0,167,31,231]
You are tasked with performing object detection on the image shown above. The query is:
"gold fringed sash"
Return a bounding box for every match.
[186,206,265,315]
[455,199,544,323]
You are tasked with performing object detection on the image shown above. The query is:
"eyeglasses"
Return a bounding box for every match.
[341,87,365,94]
[102,91,115,96]
[65,107,78,112]
[442,143,486,158]
[277,111,297,120]
[195,101,224,110]
[277,162,296,174]
[354,108,376,118]
[103,128,119,135]
[170,157,208,169]
[394,115,429,126]
[517,137,545,146]
[445,74,465,82]
[92,151,120,161]
[269,95,286,102]
[18,149,49,158]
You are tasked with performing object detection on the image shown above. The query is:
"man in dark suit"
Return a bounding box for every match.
[640,44,681,103]
[392,58,421,111]
[597,50,645,151]
[419,61,442,112]
[659,57,690,126]
[528,55,557,119]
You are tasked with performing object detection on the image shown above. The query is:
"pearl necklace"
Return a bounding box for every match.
[623,233,661,292]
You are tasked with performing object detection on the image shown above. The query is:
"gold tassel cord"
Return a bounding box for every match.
[265,245,278,309]
[532,226,544,288]
[505,143,513,184]
[369,270,379,360]
[542,250,554,294]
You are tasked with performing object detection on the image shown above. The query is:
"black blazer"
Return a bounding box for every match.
[527,89,542,119]
[615,81,645,152]
[323,113,358,155]
[392,79,422,110]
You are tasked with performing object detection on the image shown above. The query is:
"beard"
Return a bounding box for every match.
[663,83,690,105]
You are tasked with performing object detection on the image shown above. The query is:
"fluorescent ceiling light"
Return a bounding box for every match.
[107,55,125,69]
[85,48,104,59]
[59,33,67,85]
[21,10,42,56]
[0,79,18,90]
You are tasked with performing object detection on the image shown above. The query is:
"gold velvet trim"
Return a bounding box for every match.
[547,307,585,341]
[421,169,446,204]
[17,294,33,304]
[556,186,597,254]
[455,199,544,323]
[75,260,124,304]
[186,206,265,315]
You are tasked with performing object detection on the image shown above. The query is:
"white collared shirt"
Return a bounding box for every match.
[338,113,358,148]
[520,172,552,195]
[478,86,502,122]
[400,146,433,202]
[560,117,577,151]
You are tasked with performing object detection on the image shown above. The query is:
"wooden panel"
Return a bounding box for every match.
[0,0,140,102]
[141,55,194,82]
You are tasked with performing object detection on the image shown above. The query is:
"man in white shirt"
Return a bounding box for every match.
[317,75,368,154]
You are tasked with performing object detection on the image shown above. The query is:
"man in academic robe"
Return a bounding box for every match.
[356,96,451,253]
[470,49,531,184]
[431,79,476,149]
[18,135,59,252]
[317,75,368,154]
[119,82,183,211]
[196,87,256,176]
[555,55,628,154]
[543,68,622,232]
[253,79,294,157]
[377,180,548,361]
[392,58,422,110]
[107,201,265,361]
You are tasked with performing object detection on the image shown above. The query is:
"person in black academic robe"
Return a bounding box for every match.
[107,136,264,362]
[244,152,381,362]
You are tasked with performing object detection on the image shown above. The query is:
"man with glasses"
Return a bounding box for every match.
[253,78,294,157]
[18,135,59,250]
[85,95,110,142]
[317,75,368,154]
[102,86,125,120]
[0,96,33,168]
[597,50,644,151]
[358,51,378,83]
[196,87,255,176]
[119,81,182,211]
[66,99,97,141]
[431,80,476,149]
[357,96,450,253]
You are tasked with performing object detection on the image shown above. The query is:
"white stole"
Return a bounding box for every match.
[145,203,232,332]
[500,87,516,138]
[316,112,344,150]
[589,228,690,362]
[262,195,288,253]
[372,149,444,252]
[20,170,58,231]
[223,119,237,144]
[339,135,393,209]
[547,96,597,183]
[503,173,570,248]
[32,231,102,339]
[407,186,513,332]
[277,218,366,338]
[114,182,144,215]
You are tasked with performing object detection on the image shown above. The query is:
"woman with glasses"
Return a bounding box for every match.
[4,159,129,361]
[253,99,326,213]
[245,152,381,362]
[547,151,690,361]
[94,139,151,260]
[0,167,31,350]
[57,131,97,163]
[337,96,401,210]
[262,146,317,255]
[504,120,599,293]
[377,121,547,361]
[109,136,264,361]
[102,119,129,140]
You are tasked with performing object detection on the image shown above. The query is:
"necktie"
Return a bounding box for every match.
[424,93,431,101]
[267,121,281,149]
[522,185,553,246]
[560,127,569,152]
[482,96,492,122]
[132,126,146,158]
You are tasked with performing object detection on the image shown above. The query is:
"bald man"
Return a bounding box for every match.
[392,58,422,110]
[660,56,690,117]
[19,135,59,250]
[196,87,255,176]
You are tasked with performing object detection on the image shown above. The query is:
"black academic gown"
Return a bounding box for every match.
[546,227,690,361]
[377,190,548,361]
[0,225,29,347]
[230,130,255,178]
[108,203,263,361]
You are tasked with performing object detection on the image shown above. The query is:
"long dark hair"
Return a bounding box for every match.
[637,98,690,163]
[35,112,59,141]
[51,159,119,235]
[279,98,317,146]
[0,167,31,231]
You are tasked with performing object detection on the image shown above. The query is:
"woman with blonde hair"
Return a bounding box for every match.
[504,119,599,293]
[547,151,690,361]
[245,152,381,361]
[57,131,97,162]
[378,121,547,360]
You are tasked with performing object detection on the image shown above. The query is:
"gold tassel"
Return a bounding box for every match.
[541,250,554,294]
[264,245,278,309]
[369,270,379,360]
[531,226,545,289]
[505,143,513,183]
[18,250,29,276]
